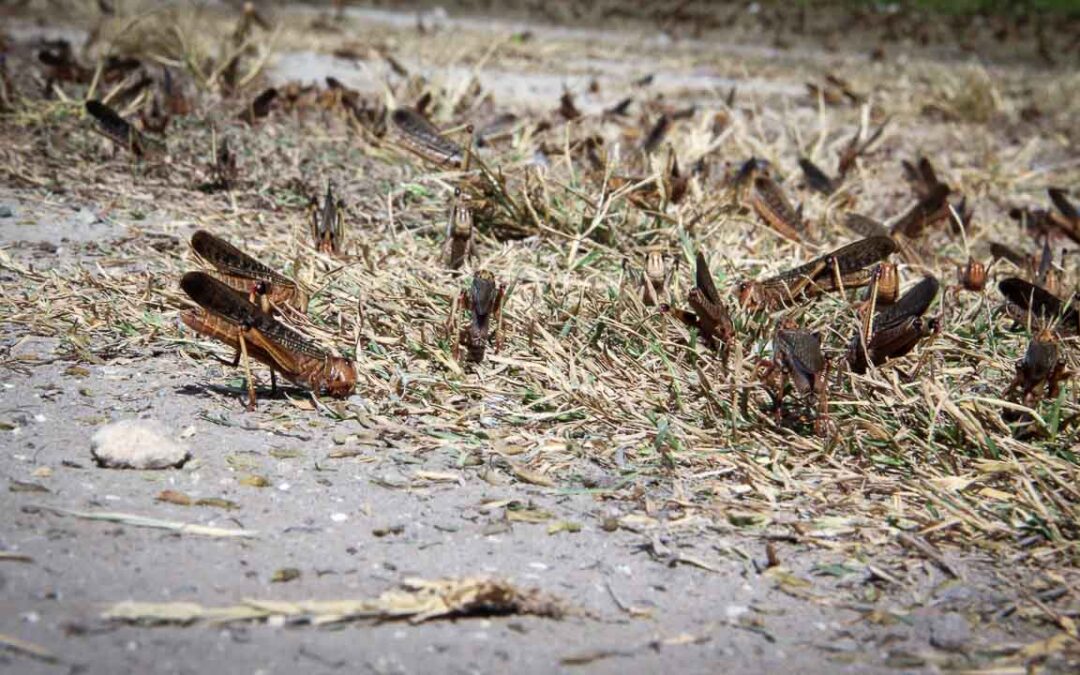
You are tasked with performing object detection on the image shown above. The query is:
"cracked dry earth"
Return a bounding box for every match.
[2,3,1080,675]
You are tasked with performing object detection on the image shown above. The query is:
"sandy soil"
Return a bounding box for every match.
[2,2,1079,674]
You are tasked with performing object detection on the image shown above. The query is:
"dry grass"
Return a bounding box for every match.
[1,2,1079,663]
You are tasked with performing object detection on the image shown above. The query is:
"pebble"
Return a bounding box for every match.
[90,419,191,470]
[0,205,13,218]
[929,612,972,652]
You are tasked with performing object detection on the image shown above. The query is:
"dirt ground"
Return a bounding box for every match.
[2,1,1079,674]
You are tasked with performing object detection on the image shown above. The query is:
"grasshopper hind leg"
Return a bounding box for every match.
[237,331,257,411]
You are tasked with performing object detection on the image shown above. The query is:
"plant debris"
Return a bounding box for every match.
[103,577,570,625]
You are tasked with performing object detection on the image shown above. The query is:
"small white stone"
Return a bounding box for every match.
[90,419,191,470]
[330,513,348,522]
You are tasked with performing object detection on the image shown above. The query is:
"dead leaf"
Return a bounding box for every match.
[510,464,555,487]
[194,497,240,510]
[239,475,270,488]
[547,520,582,535]
[156,490,193,506]
[271,568,301,583]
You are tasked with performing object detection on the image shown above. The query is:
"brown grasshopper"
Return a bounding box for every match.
[1013,189,1080,246]
[206,134,238,192]
[870,262,900,305]
[758,320,830,436]
[848,275,940,374]
[443,188,476,271]
[955,256,987,292]
[901,157,947,201]
[238,87,278,125]
[835,116,889,181]
[749,175,809,242]
[309,182,345,256]
[738,236,897,311]
[190,230,309,315]
[641,249,669,307]
[1048,188,1079,232]
[85,100,165,158]
[842,213,890,239]
[798,157,836,196]
[661,252,735,358]
[1004,327,1070,408]
[389,106,465,168]
[452,271,505,363]
[180,272,356,409]
[999,277,1080,335]
[889,182,951,239]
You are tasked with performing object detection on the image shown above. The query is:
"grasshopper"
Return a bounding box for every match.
[190,230,308,315]
[85,100,165,158]
[444,188,476,271]
[999,277,1079,335]
[1004,327,1070,408]
[749,175,809,242]
[848,276,940,374]
[451,271,505,363]
[661,252,735,359]
[758,320,830,436]
[309,182,345,256]
[738,236,897,311]
[389,106,465,167]
[180,272,356,409]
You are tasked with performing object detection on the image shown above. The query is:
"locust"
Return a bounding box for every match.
[842,213,890,239]
[205,134,238,192]
[872,262,900,305]
[180,272,356,409]
[798,157,836,196]
[835,116,889,181]
[737,236,897,311]
[661,252,735,359]
[1004,327,1070,408]
[85,100,165,158]
[641,249,668,307]
[848,275,940,374]
[998,277,1079,335]
[758,320,830,436]
[452,271,505,363]
[443,188,476,271]
[889,182,951,239]
[190,230,308,315]
[310,182,345,256]
[955,256,987,292]
[238,87,277,124]
[1013,189,1080,245]
[749,175,809,242]
[389,106,465,167]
